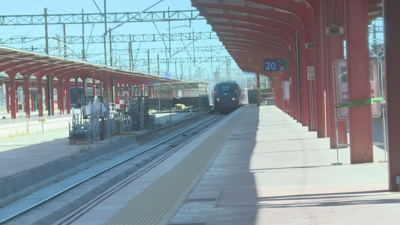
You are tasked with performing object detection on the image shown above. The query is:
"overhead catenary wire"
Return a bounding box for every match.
[85,24,95,55]
[108,0,164,33]
[2,2,237,78]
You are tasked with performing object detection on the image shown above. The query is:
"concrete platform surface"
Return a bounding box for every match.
[170,106,397,225]
[59,106,400,225]
[0,109,63,123]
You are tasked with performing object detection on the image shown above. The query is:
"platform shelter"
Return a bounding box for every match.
[0,46,179,119]
[192,0,400,192]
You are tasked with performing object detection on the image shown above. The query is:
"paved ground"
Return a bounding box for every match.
[170,106,396,225]
[58,106,399,225]
[0,109,65,125]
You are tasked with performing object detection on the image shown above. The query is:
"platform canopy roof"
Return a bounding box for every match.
[192,0,382,76]
[153,82,209,90]
[0,46,180,85]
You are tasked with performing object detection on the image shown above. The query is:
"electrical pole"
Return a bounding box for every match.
[111,75,114,103]
[175,61,177,79]
[180,60,183,80]
[167,58,169,74]
[82,9,85,61]
[157,54,160,75]
[103,0,108,66]
[44,8,51,116]
[57,36,61,56]
[226,56,231,80]
[129,34,133,70]
[63,24,67,58]
[44,8,49,55]
[168,6,171,59]
[211,45,213,77]
[193,30,195,67]
[189,65,191,80]
[165,47,168,73]
[109,28,113,66]
[148,49,150,74]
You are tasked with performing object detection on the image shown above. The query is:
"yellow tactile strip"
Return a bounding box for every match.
[106,108,248,225]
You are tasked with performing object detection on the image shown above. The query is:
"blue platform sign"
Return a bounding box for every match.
[165,72,171,79]
[263,58,288,71]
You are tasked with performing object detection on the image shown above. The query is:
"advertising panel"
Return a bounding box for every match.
[282,81,290,100]
[335,58,380,119]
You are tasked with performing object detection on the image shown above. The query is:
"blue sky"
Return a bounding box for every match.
[0,0,241,83]
[0,0,383,85]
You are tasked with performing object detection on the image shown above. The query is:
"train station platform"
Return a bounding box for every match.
[0,111,195,180]
[0,109,192,139]
[55,105,400,225]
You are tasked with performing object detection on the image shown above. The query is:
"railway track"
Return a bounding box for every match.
[0,114,223,225]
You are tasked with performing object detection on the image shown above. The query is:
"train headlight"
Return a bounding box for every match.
[217,98,220,101]
[232,97,235,101]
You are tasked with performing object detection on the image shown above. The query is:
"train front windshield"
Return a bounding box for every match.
[217,83,235,99]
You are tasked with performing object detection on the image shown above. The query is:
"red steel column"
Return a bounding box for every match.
[57,87,62,114]
[82,78,86,98]
[280,73,283,110]
[277,73,281,110]
[129,84,133,96]
[6,82,10,113]
[44,86,48,111]
[31,94,35,111]
[75,79,79,108]
[105,81,110,102]
[283,71,288,113]
[279,73,283,110]
[23,75,31,118]
[256,67,260,106]
[274,74,277,108]
[114,83,119,102]
[383,0,400,191]
[323,0,330,137]
[65,78,71,114]
[325,0,348,148]
[58,80,64,115]
[305,27,314,131]
[291,51,299,122]
[92,77,97,97]
[284,71,290,115]
[274,73,279,109]
[57,86,61,114]
[9,75,16,119]
[50,77,55,116]
[0,81,2,113]
[270,80,275,107]
[61,83,65,114]
[37,76,43,117]
[315,8,327,137]
[345,0,373,163]
[99,79,103,97]
[15,87,19,113]
[288,53,295,118]
[299,35,309,126]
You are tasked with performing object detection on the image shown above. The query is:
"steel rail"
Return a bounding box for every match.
[57,114,220,224]
[0,114,219,224]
